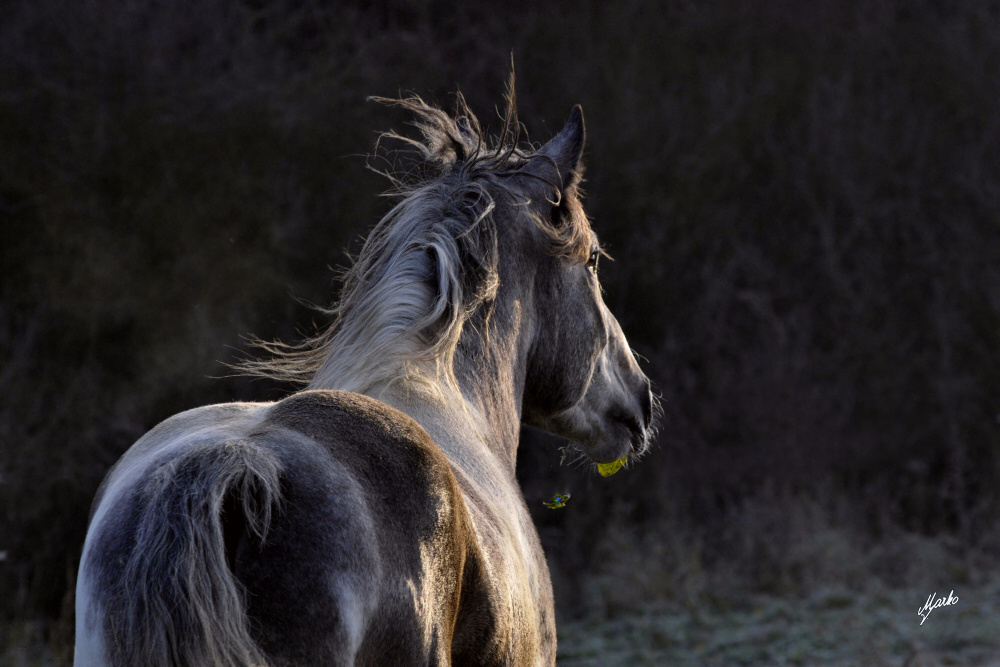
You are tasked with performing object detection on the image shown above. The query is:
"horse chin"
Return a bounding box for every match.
[584,439,633,466]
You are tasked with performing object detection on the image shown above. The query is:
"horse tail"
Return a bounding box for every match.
[113,439,282,667]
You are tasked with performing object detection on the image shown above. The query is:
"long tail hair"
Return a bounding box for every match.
[108,440,282,666]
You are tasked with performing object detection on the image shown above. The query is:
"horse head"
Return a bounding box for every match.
[511,107,654,465]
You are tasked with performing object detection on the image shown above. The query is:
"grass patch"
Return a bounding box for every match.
[558,578,1000,665]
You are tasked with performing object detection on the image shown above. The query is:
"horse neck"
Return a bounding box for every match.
[372,293,531,477]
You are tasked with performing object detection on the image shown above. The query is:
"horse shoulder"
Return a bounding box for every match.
[447,467,552,667]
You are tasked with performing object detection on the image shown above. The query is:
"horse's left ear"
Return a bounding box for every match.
[524,105,586,192]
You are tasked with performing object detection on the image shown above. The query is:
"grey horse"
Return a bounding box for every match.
[74,92,654,666]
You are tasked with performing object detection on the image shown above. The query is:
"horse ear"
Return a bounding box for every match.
[524,105,586,191]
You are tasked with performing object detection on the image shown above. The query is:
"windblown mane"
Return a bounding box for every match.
[242,88,593,394]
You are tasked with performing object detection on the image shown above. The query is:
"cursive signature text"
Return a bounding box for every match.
[918,590,958,625]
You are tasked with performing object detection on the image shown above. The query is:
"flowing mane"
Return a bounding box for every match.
[242,91,593,394]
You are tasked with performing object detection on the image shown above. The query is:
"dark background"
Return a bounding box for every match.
[2,0,999,661]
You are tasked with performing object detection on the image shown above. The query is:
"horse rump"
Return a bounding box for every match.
[80,439,282,667]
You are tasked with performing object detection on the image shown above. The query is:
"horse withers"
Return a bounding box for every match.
[74,92,654,666]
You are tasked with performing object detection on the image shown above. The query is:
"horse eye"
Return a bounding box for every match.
[586,249,600,269]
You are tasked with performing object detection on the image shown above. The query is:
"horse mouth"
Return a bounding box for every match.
[579,414,648,465]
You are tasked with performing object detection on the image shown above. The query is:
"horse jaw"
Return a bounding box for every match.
[533,309,653,465]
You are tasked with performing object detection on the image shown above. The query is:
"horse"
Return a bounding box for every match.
[74,91,654,666]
